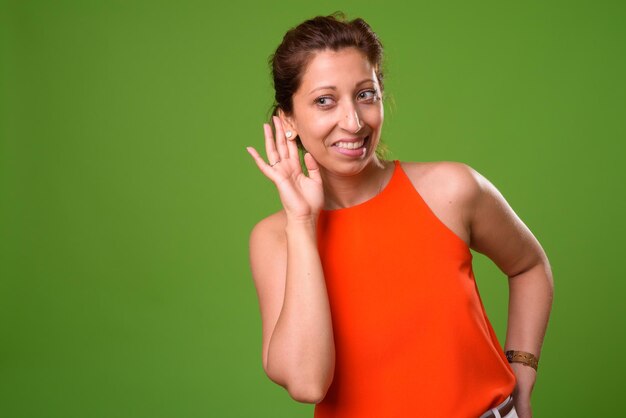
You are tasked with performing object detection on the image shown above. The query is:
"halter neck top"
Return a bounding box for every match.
[314,160,516,418]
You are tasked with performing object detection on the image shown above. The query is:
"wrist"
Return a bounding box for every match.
[285,216,318,232]
[510,363,536,398]
[505,350,539,371]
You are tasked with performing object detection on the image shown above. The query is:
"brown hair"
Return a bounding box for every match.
[267,11,390,161]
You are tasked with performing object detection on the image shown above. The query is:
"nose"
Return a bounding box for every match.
[339,103,363,134]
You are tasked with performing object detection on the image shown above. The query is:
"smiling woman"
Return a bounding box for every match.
[278,47,384,178]
[245,12,553,418]
[267,13,389,173]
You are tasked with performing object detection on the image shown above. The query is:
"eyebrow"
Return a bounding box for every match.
[308,79,376,95]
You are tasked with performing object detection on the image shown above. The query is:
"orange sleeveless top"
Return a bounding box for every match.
[314,160,516,418]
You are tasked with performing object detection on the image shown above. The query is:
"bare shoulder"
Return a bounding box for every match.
[400,160,547,275]
[399,160,480,196]
[249,209,288,288]
[398,160,483,245]
[249,209,288,245]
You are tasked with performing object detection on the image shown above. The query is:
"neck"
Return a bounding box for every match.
[320,157,391,210]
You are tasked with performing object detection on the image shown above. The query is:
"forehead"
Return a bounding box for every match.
[299,47,377,93]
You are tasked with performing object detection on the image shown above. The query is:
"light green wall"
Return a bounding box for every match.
[1,1,624,416]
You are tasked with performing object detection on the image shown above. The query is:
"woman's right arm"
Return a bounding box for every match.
[249,214,335,404]
[247,116,335,404]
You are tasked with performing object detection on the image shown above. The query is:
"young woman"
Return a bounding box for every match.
[246,12,553,418]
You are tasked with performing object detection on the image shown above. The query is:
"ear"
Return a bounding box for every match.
[277,108,298,140]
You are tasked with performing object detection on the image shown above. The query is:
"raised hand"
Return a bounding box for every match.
[246,116,325,221]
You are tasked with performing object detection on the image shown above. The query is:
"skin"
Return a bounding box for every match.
[246,47,553,417]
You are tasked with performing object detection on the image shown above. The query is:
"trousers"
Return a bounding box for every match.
[478,396,519,418]
[500,406,518,418]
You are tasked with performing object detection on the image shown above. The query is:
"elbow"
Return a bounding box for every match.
[287,382,328,404]
[538,258,555,298]
[286,366,334,404]
[264,364,331,404]
[263,350,335,404]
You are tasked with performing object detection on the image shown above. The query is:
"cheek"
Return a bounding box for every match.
[363,106,384,127]
[303,113,335,138]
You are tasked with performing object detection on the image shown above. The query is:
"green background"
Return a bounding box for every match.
[1,1,624,417]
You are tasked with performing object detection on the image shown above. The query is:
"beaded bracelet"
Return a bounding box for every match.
[505,350,539,371]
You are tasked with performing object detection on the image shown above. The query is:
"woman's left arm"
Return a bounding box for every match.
[463,165,554,418]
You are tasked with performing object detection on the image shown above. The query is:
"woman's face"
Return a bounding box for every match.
[281,47,384,174]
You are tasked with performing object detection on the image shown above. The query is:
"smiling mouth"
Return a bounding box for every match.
[332,136,369,149]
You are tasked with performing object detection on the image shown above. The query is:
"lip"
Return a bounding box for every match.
[331,135,369,157]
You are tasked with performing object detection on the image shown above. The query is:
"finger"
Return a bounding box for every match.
[246,146,279,183]
[264,123,280,167]
[272,116,290,161]
[286,135,301,170]
[304,152,322,184]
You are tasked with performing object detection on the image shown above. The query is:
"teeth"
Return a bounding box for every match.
[335,139,365,149]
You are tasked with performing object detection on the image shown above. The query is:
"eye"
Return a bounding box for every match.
[314,96,335,107]
[358,89,380,101]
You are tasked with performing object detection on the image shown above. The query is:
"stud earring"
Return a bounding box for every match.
[285,131,293,139]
